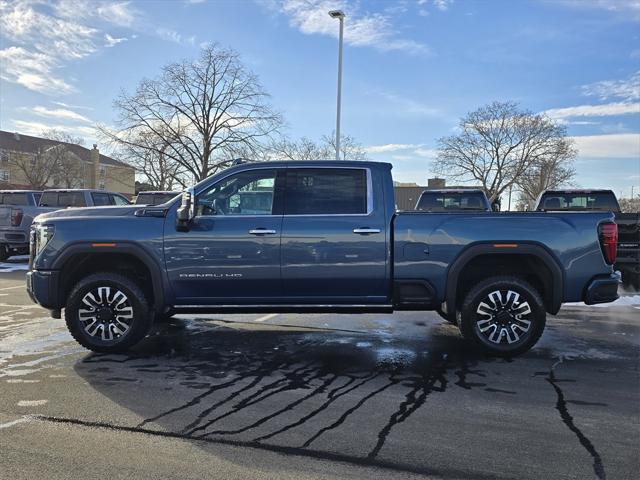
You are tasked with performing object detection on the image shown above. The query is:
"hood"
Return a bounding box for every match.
[34,205,141,222]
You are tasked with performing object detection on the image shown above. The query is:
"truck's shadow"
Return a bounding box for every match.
[72,317,504,477]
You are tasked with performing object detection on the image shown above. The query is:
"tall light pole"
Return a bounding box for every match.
[329,10,345,160]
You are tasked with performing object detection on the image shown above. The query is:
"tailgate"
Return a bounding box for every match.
[616,212,640,257]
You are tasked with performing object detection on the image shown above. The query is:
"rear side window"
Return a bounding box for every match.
[135,193,153,205]
[416,192,488,212]
[40,192,86,207]
[91,192,111,206]
[0,193,29,205]
[284,168,367,215]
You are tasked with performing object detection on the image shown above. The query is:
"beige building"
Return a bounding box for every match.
[0,130,135,197]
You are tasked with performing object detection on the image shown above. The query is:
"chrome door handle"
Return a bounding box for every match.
[249,228,277,235]
[353,228,381,234]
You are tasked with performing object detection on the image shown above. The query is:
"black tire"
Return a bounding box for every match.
[457,276,546,357]
[65,272,152,353]
[0,245,9,262]
[154,312,175,323]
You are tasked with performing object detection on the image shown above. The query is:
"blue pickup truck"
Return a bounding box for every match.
[27,161,620,356]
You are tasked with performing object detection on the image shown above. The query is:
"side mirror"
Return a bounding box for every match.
[176,188,195,232]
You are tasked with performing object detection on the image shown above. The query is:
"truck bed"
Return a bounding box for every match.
[393,210,614,303]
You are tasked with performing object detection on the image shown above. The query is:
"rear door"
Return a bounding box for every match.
[280,167,388,303]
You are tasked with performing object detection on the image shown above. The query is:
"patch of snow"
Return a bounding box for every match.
[565,295,640,308]
[17,400,47,407]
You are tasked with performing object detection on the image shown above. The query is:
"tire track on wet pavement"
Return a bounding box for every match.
[545,356,607,480]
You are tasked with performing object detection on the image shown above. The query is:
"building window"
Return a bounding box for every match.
[99,165,106,177]
[99,181,106,190]
[0,170,9,182]
[30,154,37,167]
[0,150,8,165]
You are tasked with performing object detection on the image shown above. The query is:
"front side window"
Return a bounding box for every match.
[111,194,130,205]
[197,169,276,216]
[284,168,367,215]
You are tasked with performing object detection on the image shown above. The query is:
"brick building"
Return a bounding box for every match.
[0,130,135,197]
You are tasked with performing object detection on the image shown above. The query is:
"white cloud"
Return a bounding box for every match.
[365,143,437,159]
[572,133,640,158]
[545,102,640,119]
[0,46,73,94]
[556,0,640,21]
[31,106,91,123]
[52,101,93,111]
[268,0,428,54]
[433,0,453,11]
[157,28,196,45]
[105,33,127,47]
[11,120,97,139]
[0,1,137,95]
[377,90,440,116]
[365,143,423,153]
[97,2,136,26]
[581,71,640,101]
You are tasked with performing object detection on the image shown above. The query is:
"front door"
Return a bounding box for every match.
[165,168,284,304]
[280,167,388,303]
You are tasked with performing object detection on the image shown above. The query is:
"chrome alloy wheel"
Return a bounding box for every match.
[78,286,134,341]
[475,290,532,345]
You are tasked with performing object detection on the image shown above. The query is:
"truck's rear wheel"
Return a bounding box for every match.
[457,276,545,357]
[65,272,152,353]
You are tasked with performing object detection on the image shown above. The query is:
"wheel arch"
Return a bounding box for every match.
[445,242,564,316]
[52,242,166,313]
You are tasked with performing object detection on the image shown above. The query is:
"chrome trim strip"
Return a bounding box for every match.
[194,166,373,219]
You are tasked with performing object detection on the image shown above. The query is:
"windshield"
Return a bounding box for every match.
[537,192,619,211]
[416,191,488,212]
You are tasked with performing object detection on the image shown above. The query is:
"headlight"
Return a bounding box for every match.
[33,224,55,255]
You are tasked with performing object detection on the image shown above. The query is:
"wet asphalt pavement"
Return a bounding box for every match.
[1,258,639,480]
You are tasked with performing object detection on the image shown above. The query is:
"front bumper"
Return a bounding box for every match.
[26,269,60,309]
[583,271,621,305]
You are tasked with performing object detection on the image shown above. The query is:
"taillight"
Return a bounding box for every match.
[10,208,23,227]
[598,222,617,265]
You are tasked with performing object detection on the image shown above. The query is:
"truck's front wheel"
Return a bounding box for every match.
[65,273,152,353]
[457,276,545,356]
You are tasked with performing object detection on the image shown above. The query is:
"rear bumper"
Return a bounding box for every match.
[583,271,621,305]
[0,228,28,249]
[26,269,60,309]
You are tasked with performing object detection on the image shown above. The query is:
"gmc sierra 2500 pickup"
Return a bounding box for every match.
[27,161,620,356]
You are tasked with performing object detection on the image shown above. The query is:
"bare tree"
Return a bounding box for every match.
[321,132,368,161]
[104,128,187,190]
[43,130,86,188]
[433,101,576,202]
[98,44,283,183]
[516,155,576,208]
[619,196,640,213]
[269,133,368,161]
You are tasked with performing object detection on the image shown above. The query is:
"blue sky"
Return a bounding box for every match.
[1,0,639,196]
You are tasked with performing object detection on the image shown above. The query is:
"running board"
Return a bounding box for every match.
[173,304,394,314]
